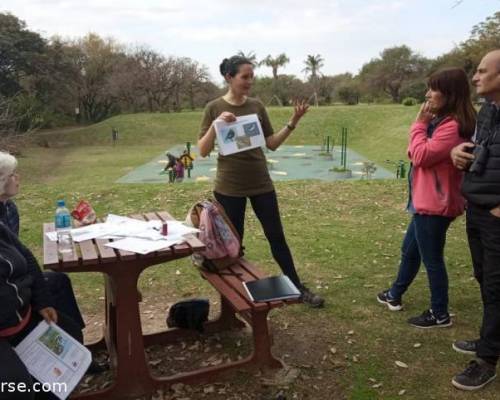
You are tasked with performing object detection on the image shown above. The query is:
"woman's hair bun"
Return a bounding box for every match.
[219,58,229,76]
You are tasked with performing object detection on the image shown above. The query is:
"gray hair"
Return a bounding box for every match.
[0,151,18,195]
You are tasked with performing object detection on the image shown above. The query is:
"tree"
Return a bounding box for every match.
[359,45,429,103]
[236,50,257,65]
[434,11,500,76]
[302,54,324,81]
[302,54,324,106]
[259,53,290,80]
[0,13,47,97]
[72,33,124,122]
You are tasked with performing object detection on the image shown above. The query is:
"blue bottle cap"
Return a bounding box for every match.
[57,200,65,207]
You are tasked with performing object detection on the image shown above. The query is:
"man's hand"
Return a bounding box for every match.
[451,142,475,170]
[39,307,58,324]
[491,205,500,218]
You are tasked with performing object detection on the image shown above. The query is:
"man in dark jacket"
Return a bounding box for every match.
[451,49,500,391]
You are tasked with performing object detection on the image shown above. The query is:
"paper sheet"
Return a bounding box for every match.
[213,113,266,156]
[45,215,199,245]
[15,321,92,400]
[104,237,183,255]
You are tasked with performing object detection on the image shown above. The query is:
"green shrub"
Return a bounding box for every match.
[401,97,418,106]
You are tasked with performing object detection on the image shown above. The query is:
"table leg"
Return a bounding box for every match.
[98,269,154,399]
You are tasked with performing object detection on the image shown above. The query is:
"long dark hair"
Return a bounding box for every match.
[427,68,476,139]
[219,56,253,78]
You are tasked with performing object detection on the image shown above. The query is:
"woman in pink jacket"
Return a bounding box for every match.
[377,68,476,328]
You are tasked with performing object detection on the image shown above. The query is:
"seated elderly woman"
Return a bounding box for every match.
[0,151,85,330]
[0,221,83,399]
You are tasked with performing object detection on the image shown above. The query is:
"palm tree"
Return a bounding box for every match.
[302,54,324,80]
[259,53,290,80]
[236,50,258,65]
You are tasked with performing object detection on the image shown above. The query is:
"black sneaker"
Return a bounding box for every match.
[407,309,452,329]
[453,339,478,355]
[376,290,403,311]
[299,285,325,308]
[452,360,497,391]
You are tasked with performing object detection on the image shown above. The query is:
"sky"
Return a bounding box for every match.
[2,0,499,84]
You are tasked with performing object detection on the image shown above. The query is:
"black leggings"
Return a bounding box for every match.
[0,312,83,400]
[214,190,302,287]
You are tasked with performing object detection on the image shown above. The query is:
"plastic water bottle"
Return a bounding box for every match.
[55,200,73,254]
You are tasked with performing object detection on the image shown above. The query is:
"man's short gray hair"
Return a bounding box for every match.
[0,151,18,195]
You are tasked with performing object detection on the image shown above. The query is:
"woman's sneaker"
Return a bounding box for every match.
[408,309,452,329]
[376,290,403,311]
[299,285,325,308]
[452,360,496,391]
[453,339,478,355]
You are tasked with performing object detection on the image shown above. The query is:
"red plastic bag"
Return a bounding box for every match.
[71,200,97,226]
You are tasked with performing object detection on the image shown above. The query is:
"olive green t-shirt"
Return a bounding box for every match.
[199,97,274,197]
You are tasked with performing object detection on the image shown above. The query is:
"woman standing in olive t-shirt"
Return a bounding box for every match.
[197,55,324,308]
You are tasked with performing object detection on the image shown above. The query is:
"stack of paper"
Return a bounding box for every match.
[45,214,200,255]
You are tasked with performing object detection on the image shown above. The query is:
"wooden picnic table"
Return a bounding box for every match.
[43,210,209,400]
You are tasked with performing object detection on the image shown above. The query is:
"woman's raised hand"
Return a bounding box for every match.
[415,101,434,124]
[290,99,310,126]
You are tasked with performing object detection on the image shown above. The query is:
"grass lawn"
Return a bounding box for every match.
[17,105,497,399]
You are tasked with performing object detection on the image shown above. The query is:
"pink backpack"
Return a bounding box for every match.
[186,200,241,270]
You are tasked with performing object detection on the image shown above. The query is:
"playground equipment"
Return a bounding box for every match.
[339,127,348,170]
[385,160,407,179]
[180,141,195,178]
[162,141,195,183]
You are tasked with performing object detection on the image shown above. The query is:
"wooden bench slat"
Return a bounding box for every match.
[43,223,59,268]
[92,218,119,262]
[200,270,251,312]
[229,263,281,308]
[238,258,266,280]
[78,239,99,265]
[222,270,269,311]
[238,258,300,306]
[95,238,118,262]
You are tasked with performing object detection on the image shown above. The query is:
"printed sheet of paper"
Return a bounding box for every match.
[15,321,92,400]
[213,113,266,156]
[104,237,183,254]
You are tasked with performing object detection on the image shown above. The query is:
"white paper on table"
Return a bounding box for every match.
[15,321,92,400]
[45,215,199,244]
[104,237,184,255]
[69,222,120,242]
[103,217,199,241]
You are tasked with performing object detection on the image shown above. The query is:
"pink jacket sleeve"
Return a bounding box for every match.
[407,119,460,168]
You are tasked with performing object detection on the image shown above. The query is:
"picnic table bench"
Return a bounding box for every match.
[199,257,300,369]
